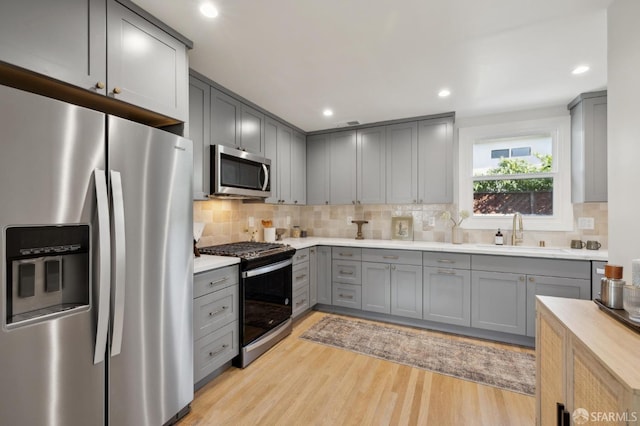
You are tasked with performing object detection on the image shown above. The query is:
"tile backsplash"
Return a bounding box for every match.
[194,200,608,249]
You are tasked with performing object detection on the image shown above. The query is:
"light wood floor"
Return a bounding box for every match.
[179,311,535,426]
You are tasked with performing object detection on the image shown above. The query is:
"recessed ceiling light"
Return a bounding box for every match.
[572,65,590,75]
[438,89,451,98]
[199,3,219,18]
[323,109,334,117]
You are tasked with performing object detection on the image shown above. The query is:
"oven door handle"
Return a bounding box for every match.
[242,258,293,278]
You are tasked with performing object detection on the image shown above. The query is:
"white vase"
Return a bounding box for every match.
[452,225,463,244]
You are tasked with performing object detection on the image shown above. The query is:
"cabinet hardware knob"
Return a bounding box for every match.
[325,201,329,205]
[357,200,361,204]
[294,200,298,204]
[112,87,122,95]
[96,81,105,89]
[519,276,525,281]
[391,265,396,270]
[419,199,423,203]
[352,200,355,204]
[413,200,416,203]
[529,277,535,282]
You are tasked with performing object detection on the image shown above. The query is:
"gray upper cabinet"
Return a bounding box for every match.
[569,91,607,203]
[210,87,242,148]
[277,125,293,204]
[329,130,358,205]
[189,76,210,200]
[264,118,279,204]
[240,105,265,156]
[265,118,302,205]
[0,0,106,95]
[386,122,418,204]
[107,0,188,121]
[291,131,307,205]
[306,134,331,205]
[417,117,454,204]
[357,126,386,204]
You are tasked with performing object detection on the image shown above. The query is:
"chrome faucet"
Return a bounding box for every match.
[512,212,524,246]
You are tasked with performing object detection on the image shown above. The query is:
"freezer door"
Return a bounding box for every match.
[0,85,106,426]
[107,116,194,426]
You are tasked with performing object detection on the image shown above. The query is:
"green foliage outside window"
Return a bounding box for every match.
[473,153,553,193]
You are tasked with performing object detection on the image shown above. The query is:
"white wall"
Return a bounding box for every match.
[608,0,640,281]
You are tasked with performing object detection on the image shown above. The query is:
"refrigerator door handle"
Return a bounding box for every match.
[110,170,126,357]
[94,169,111,365]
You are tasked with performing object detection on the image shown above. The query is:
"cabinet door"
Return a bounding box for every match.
[210,87,241,148]
[316,246,332,304]
[291,131,307,205]
[277,125,293,204]
[306,134,330,205]
[189,76,210,199]
[423,266,471,326]
[240,104,265,156]
[329,130,357,205]
[386,122,418,204]
[357,126,386,204]
[417,117,453,203]
[309,247,318,306]
[264,118,279,204]
[391,264,423,319]
[332,283,362,309]
[107,0,188,121]
[471,271,526,335]
[0,0,106,95]
[583,95,608,202]
[361,262,391,314]
[332,260,362,285]
[526,276,590,337]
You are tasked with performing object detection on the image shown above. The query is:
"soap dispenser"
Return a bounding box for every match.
[495,229,504,245]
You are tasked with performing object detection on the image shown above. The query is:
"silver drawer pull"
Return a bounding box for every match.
[208,306,228,317]
[208,344,229,358]
[437,269,456,275]
[339,253,353,257]
[209,277,229,287]
[339,294,354,299]
[296,299,307,307]
[436,259,455,264]
[596,268,605,274]
[383,255,399,259]
[295,274,307,280]
[297,254,307,260]
[339,271,354,275]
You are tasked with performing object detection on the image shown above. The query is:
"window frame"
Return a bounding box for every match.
[458,116,573,231]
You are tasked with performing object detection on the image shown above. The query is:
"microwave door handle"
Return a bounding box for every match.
[261,164,269,191]
[93,169,111,365]
[110,170,126,357]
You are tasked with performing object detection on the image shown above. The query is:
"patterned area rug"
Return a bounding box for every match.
[300,316,535,396]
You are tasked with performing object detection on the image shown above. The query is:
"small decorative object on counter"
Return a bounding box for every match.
[291,226,301,238]
[391,216,413,241]
[275,228,286,241]
[263,227,276,242]
[441,210,469,245]
[570,239,586,249]
[300,229,308,238]
[601,264,625,309]
[495,229,504,245]
[351,220,369,240]
[586,240,601,250]
[623,285,640,321]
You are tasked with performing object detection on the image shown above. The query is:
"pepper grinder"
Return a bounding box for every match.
[351,220,369,240]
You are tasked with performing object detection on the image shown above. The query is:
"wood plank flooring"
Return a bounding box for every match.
[179,311,535,426]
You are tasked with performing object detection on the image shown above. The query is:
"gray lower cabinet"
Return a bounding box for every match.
[292,249,311,319]
[193,265,240,386]
[332,282,362,309]
[390,264,423,319]
[471,271,527,335]
[309,247,318,306]
[332,247,362,308]
[316,246,332,304]
[357,126,386,204]
[361,262,391,314]
[525,275,590,337]
[423,266,471,327]
[189,75,210,199]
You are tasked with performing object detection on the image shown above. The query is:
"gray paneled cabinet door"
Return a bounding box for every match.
[361,262,391,314]
[316,246,332,304]
[471,271,526,335]
[291,131,307,205]
[309,247,318,306]
[417,117,454,203]
[306,134,331,205]
[188,76,211,199]
[386,122,419,204]
[0,0,106,95]
[357,126,386,204]
[107,0,188,121]
[264,118,279,204]
[525,275,590,337]
[277,125,293,204]
[423,266,471,326]
[391,264,423,319]
[239,104,265,156]
[329,130,357,205]
[210,86,242,148]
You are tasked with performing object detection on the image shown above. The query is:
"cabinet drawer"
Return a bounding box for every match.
[293,248,310,265]
[332,260,362,285]
[194,320,239,383]
[472,255,590,279]
[194,265,239,298]
[194,285,238,340]
[332,283,362,309]
[423,252,471,269]
[332,247,362,261]
[292,263,310,292]
[362,248,422,266]
[292,286,310,318]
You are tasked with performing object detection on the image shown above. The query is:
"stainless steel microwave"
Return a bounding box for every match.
[210,145,271,199]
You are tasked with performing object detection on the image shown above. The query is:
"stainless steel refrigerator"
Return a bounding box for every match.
[0,84,194,425]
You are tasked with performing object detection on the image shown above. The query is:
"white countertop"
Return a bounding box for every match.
[280,237,608,261]
[193,255,240,274]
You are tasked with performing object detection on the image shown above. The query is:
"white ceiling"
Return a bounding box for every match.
[132,0,611,132]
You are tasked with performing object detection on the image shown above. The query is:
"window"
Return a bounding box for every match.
[458,116,573,231]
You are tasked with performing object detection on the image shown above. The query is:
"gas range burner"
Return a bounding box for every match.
[198,241,296,269]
